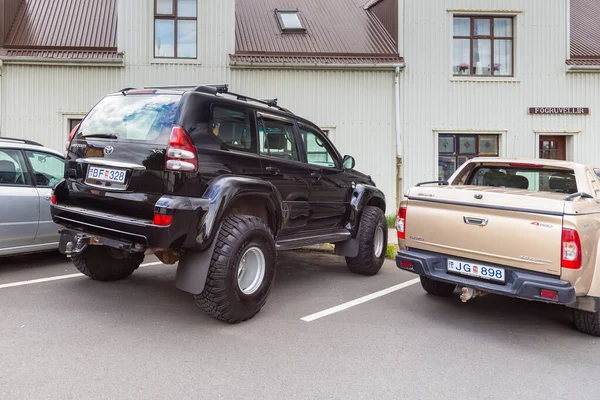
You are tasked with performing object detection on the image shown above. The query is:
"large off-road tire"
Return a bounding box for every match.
[420,276,456,297]
[72,246,144,281]
[345,206,387,276]
[572,309,600,337]
[194,214,277,324]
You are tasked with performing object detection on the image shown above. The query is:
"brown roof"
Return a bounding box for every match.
[233,0,402,66]
[1,0,122,61]
[568,0,600,66]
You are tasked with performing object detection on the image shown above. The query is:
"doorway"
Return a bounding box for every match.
[539,136,566,160]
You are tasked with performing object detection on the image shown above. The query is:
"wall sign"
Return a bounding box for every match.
[528,107,589,115]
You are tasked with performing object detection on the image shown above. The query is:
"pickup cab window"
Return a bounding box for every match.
[468,166,577,193]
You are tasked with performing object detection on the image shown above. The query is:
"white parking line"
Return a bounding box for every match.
[0,261,163,290]
[301,278,420,322]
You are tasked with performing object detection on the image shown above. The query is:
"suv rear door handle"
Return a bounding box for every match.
[311,172,322,180]
[266,166,280,175]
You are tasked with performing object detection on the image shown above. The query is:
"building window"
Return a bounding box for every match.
[68,118,82,133]
[154,0,197,58]
[275,9,306,33]
[438,134,499,181]
[453,16,513,76]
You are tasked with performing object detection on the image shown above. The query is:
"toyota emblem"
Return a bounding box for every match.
[103,146,114,155]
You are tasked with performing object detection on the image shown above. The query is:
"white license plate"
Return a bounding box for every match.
[87,166,126,184]
[447,259,505,283]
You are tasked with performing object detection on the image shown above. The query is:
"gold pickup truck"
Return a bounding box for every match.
[396,157,600,336]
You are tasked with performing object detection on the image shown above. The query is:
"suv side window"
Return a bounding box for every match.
[298,125,339,169]
[25,151,65,187]
[0,149,31,186]
[258,116,300,162]
[211,106,256,154]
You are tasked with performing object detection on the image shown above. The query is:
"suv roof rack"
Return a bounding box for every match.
[192,84,294,114]
[0,137,43,147]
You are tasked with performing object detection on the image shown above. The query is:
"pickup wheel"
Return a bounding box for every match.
[345,206,388,276]
[72,246,144,281]
[572,309,600,337]
[420,276,456,297]
[194,214,276,324]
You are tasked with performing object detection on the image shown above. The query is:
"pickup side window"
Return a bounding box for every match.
[468,166,577,194]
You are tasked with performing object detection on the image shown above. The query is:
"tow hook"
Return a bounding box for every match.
[460,287,487,303]
[64,235,90,258]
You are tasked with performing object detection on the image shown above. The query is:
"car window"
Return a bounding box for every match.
[469,166,577,193]
[298,126,338,168]
[211,106,256,154]
[258,117,300,162]
[25,151,64,188]
[78,94,180,143]
[0,149,31,186]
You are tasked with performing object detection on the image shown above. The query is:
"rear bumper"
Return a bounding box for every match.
[396,249,576,305]
[51,196,209,250]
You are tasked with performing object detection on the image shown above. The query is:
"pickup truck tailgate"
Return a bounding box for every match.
[404,186,564,275]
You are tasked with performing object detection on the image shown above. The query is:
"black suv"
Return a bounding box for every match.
[51,85,388,323]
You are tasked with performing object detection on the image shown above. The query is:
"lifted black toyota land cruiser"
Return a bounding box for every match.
[51,84,388,323]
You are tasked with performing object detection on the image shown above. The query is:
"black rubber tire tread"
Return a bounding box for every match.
[194,214,276,324]
[72,246,144,282]
[345,206,387,276]
[419,276,456,297]
[572,309,600,337]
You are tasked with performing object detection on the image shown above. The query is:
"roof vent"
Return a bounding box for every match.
[275,9,306,33]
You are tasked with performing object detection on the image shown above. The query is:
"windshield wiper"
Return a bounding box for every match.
[82,133,119,139]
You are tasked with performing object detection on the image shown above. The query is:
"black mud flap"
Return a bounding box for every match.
[335,237,359,257]
[175,236,219,295]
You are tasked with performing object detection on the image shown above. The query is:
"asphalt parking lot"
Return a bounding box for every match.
[1,249,599,400]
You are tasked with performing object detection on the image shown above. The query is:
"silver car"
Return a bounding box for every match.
[0,137,65,256]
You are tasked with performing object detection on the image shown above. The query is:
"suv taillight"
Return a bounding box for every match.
[562,228,582,270]
[165,126,198,172]
[396,206,407,239]
[65,123,80,157]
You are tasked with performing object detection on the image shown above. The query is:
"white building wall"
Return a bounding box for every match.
[400,0,600,192]
[231,69,398,210]
[1,0,235,151]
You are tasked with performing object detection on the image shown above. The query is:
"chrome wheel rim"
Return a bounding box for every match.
[237,247,266,295]
[374,226,384,258]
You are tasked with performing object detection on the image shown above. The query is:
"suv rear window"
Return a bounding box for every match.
[468,166,577,194]
[79,94,180,142]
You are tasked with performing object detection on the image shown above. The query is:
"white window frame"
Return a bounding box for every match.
[448,9,522,83]
[534,130,580,162]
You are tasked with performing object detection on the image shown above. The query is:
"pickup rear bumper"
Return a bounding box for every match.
[397,249,577,305]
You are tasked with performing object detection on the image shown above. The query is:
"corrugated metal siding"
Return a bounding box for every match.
[231,69,398,208]
[119,0,234,67]
[401,0,600,193]
[235,0,399,57]
[371,0,398,46]
[5,0,117,49]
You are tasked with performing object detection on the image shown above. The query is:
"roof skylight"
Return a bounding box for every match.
[275,9,306,33]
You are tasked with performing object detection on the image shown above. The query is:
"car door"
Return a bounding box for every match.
[257,112,311,236]
[297,123,351,231]
[0,148,39,250]
[23,150,65,245]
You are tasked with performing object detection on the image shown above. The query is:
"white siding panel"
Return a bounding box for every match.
[401,0,600,192]
[232,69,398,210]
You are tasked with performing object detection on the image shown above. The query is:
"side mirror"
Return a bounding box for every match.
[342,155,355,170]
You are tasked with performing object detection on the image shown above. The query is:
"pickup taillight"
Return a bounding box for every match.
[396,206,407,239]
[165,125,198,173]
[562,228,582,270]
